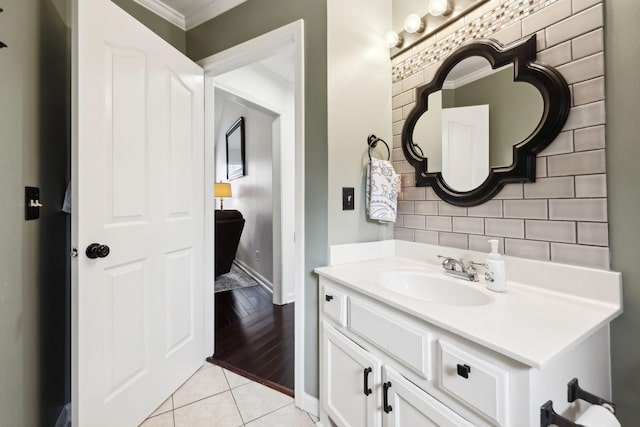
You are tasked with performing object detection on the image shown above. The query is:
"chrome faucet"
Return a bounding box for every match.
[437,255,487,282]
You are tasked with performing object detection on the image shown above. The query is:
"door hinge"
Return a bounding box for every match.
[70,247,78,258]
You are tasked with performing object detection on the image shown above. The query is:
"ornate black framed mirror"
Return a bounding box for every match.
[401,35,570,207]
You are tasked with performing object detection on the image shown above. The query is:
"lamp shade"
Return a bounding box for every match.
[214,182,232,198]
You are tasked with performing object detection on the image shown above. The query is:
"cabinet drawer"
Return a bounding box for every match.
[322,284,347,327]
[439,340,509,425]
[350,297,432,380]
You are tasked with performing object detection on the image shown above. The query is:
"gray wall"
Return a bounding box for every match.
[215,94,275,283]
[0,1,71,426]
[111,0,186,53]
[187,0,328,397]
[606,2,640,424]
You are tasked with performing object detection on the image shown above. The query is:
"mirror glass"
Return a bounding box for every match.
[412,56,544,191]
[226,117,245,180]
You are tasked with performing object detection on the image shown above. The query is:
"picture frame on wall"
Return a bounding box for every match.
[226,116,246,180]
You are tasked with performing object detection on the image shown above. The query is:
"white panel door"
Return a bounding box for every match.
[73,0,205,425]
[382,365,474,427]
[321,321,382,427]
[441,105,489,192]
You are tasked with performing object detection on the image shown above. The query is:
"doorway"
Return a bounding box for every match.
[199,20,307,410]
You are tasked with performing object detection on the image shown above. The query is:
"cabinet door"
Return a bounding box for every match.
[322,321,382,427]
[383,365,474,427]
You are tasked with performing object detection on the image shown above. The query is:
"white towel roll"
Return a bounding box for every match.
[574,405,620,427]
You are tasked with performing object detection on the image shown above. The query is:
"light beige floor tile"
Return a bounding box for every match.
[172,365,230,408]
[245,403,315,427]
[173,391,242,427]
[139,412,174,427]
[149,397,173,417]
[199,360,215,371]
[232,381,293,423]
[223,368,252,389]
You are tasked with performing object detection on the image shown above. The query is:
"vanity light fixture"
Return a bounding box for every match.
[404,13,425,34]
[428,0,454,16]
[384,30,403,49]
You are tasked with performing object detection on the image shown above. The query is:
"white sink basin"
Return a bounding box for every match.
[381,271,493,306]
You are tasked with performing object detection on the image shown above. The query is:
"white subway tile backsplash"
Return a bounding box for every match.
[402,187,426,200]
[503,199,548,219]
[397,201,415,215]
[575,174,607,197]
[395,215,404,227]
[557,52,604,85]
[524,176,575,199]
[494,183,523,199]
[425,187,442,201]
[426,215,452,232]
[392,81,402,97]
[573,77,605,106]
[526,220,577,243]
[505,238,550,261]
[469,235,504,254]
[577,222,609,246]
[415,229,439,245]
[522,0,571,36]
[491,21,522,45]
[404,215,426,229]
[452,217,485,235]
[574,125,605,151]
[562,101,605,130]
[549,198,607,221]
[392,90,413,110]
[415,201,439,215]
[539,131,574,156]
[572,0,601,14]
[550,242,609,269]
[439,232,468,249]
[401,71,425,93]
[392,108,403,123]
[545,4,603,47]
[485,218,525,238]
[395,227,415,242]
[536,156,548,178]
[468,200,503,218]
[537,41,572,67]
[572,28,603,60]
[547,150,606,176]
[389,0,609,269]
[438,202,467,216]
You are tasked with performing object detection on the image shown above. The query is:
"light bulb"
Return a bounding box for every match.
[428,0,453,17]
[384,31,403,49]
[404,14,425,34]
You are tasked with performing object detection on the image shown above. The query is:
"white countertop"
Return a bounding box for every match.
[315,255,622,369]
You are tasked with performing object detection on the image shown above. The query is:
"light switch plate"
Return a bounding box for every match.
[342,187,355,210]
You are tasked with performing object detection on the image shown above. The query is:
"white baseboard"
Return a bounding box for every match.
[296,391,319,417]
[233,259,273,293]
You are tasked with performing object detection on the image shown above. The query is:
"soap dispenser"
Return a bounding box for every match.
[486,239,506,292]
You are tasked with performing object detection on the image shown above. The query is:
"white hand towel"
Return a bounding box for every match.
[366,159,400,223]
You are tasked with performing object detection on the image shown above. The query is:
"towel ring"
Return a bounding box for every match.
[367,135,390,161]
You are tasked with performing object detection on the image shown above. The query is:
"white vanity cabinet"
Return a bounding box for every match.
[318,275,614,427]
[321,321,473,427]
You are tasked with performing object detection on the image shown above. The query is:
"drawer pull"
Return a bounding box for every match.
[363,367,372,396]
[457,363,471,379]
[325,294,334,302]
[383,381,393,413]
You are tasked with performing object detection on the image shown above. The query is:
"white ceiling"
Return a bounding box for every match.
[134,0,246,30]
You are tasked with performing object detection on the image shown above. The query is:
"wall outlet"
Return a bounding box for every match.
[342,187,355,210]
[255,250,260,261]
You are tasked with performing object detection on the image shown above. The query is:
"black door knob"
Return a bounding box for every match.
[86,243,110,259]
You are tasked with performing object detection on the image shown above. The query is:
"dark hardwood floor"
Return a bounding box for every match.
[208,284,295,396]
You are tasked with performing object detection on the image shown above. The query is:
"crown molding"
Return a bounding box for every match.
[184,0,247,30]
[133,0,186,29]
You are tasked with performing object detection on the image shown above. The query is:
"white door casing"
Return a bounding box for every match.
[441,105,490,192]
[72,0,205,425]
